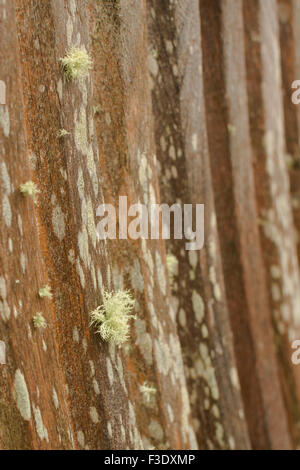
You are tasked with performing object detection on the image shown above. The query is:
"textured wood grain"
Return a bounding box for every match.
[243,0,300,447]
[278,0,300,264]
[88,0,197,450]
[147,0,250,450]
[0,0,300,450]
[199,0,292,449]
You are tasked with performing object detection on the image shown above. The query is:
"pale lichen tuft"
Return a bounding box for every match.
[60,47,92,81]
[20,181,40,202]
[140,382,157,402]
[39,285,52,300]
[58,129,70,138]
[90,290,135,346]
[166,253,178,285]
[33,313,47,329]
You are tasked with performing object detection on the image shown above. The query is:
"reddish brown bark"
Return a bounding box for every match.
[0,0,300,450]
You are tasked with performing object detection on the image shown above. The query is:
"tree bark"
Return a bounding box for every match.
[0,0,300,450]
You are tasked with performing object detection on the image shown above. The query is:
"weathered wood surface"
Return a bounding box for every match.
[243,0,300,447]
[1,0,300,450]
[147,0,249,450]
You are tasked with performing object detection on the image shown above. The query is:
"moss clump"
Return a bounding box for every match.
[60,47,93,81]
[90,290,135,346]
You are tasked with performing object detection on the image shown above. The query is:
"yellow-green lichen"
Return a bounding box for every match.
[90,290,135,346]
[33,313,47,329]
[166,253,178,285]
[60,47,92,81]
[58,128,70,138]
[19,181,40,202]
[38,285,52,300]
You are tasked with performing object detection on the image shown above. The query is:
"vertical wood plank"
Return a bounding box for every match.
[147,0,250,450]
[199,0,292,449]
[88,0,197,450]
[243,0,300,446]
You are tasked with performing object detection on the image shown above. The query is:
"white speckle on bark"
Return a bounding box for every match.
[14,370,31,421]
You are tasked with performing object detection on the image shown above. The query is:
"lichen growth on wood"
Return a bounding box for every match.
[90,290,135,346]
[60,47,92,81]
[140,382,156,402]
[58,129,70,138]
[19,181,40,202]
[166,253,178,285]
[33,313,47,329]
[38,285,52,300]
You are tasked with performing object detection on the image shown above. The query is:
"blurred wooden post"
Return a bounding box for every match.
[243,0,300,447]
[147,0,250,450]
[199,0,292,449]
[278,0,300,262]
